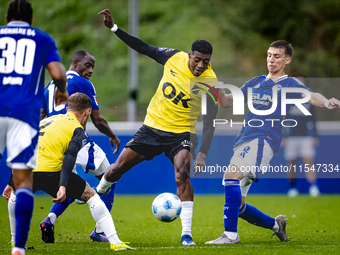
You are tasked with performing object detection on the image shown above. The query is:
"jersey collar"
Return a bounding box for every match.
[7,21,30,27]
[66,70,79,76]
[265,74,288,83]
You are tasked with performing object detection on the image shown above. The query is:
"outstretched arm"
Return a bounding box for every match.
[91,109,121,154]
[303,92,340,109]
[193,92,218,177]
[98,9,178,65]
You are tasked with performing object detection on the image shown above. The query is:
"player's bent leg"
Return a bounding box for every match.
[239,203,276,229]
[40,198,75,243]
[97,148,144,193]
[173,150,196,245]
[80,183,135,250]
[87,157,116,242]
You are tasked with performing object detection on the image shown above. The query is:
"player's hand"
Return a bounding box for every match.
[193,152,206,177]
[54,89,68,106]
[52,186,67,203]
[2,185,13,201]
[218,84,233,108]
[326,97,340,109]
[110,137,121,154]
[98,9,114,29]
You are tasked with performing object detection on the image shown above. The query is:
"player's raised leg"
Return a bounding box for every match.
[173,150,196,245]
[97,147,145,194]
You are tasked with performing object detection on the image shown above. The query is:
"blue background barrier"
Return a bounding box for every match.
[1,131,339,195]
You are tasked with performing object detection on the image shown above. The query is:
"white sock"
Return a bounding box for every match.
[224,231,238,240]
[12,247,25,255]
[48,213,57,225]
[180,201,193,237]
[8,192,16,243]
[272,221,279,233]
[97,177,114,194]
[95,223,102,233]
[87,194,120,245]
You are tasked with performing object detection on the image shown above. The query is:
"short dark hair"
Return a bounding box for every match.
[71,50,92,63]
[270,40,293,57]
[191,39,213,55]
[68,92,92,112]
[7,0,33,24]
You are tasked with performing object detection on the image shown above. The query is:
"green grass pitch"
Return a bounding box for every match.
[1,195,339,254]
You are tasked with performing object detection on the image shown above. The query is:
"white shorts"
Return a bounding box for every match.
[75,140,108,176]
[284,136,315,160]
[229,138,274,197]
[0,117,38,169]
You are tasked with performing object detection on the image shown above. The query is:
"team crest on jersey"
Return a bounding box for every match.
[191,85,202,96]
[273,84,282,91]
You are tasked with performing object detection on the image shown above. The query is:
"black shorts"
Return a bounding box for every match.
[125,124,198,162]
[32,171,86,199]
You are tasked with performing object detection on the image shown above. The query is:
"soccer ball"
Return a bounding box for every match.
[152,192,182,222]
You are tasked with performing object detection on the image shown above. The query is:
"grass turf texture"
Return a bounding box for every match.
[0,195,339,254]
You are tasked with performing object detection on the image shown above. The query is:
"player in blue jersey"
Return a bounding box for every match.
[282,95,320,197]
[205,40,340,244]
[38,50,120,243]
[0,1,67,254]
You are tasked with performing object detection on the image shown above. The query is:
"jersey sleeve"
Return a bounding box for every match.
[42,85,49,111]
[289,78,313,99]
[67,79,99,111]
[44,33,62,65]
[82,80,100,110]
[115,28,179,65]
[59,127,87,187]
[240,79,253,102]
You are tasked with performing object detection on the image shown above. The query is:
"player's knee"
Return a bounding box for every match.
[223,165,243,180]
[175,167,191,185]
[80,183,97,202]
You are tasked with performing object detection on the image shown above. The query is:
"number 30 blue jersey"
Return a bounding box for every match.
[0,21,62,130]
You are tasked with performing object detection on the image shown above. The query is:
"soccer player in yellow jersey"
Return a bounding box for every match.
[98,9,218,245]
[9,93,134,252]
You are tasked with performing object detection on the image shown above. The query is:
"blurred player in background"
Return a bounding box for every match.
[0,1,67,254]
[282,90,320,197]
[206,40,340,245]
[97,9,218,245]
[9,93,134,252]
[39,50,120,243]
